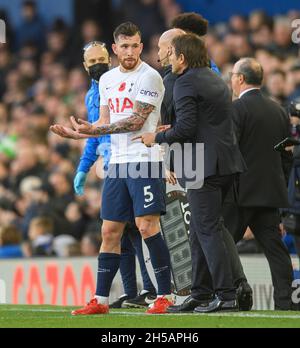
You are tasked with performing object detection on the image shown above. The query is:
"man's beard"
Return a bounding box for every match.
[119,57,139,71]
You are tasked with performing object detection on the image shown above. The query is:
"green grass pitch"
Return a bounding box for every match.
[0,305,300,328]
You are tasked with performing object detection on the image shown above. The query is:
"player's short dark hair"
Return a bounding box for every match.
[237,58,264,86]
[171,12,208,37]
[113,22,141,42]
[172,33,209,69]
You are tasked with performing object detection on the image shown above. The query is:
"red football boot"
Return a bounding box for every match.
[146,296,173,314]
[71,298,109,316]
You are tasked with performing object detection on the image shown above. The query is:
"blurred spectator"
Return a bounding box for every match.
[227,33,253,60]
[46,29,70,67]
[288,63,300,101]
[52,234,78,257]
[255,49,282,78]
[80,232,101,257]
[28,216,55,256]
[159,0,181,28]
[69,19,104,68]
[265,69,288,106]
[10,146,46,190]
[15,0,46,51]
[249,10,273,32]
[270,17,299,58]
[119,0,166,49]
[229,14,248,34]
[0,225,23,258]
[65,201,87,240]
[65,241,82,257]
[48,171,74,211]
[250,19,273,49]
[0,47,12,98]
[209,42,231,70]
[83,185,102,233]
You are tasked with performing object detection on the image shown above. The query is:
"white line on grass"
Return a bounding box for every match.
[2,308,70,312]
[2,308,300,319]
[112,311,300,319]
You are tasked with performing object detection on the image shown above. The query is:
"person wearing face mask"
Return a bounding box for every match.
[74,41,157,309]
[76,41,110,183]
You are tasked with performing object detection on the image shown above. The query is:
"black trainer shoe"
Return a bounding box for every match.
[237,281,253,311]
[122,291,157,308]
[109,294,130,308]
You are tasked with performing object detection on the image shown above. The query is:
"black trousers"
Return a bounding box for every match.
[187,174,239,301]
[223,203,294,310]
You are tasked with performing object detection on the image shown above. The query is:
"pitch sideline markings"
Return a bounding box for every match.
[114,311,300,319]
[1,308,300,319]
[2,308,70,312]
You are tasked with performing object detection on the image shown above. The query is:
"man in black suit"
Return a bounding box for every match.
[157,27,253,312]
[137,33,246,312]
[222,57,294,310]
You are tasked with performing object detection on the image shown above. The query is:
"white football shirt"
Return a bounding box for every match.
[99,62,165,163]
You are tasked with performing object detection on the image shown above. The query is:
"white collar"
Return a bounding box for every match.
[239,87,260,99]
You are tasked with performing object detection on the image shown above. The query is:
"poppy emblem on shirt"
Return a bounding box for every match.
[119,82,126,92]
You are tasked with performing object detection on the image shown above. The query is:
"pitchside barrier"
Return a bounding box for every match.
[0,255,299,309]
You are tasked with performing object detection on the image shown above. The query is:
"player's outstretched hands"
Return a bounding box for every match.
[70,116,96,135]
[50,124,87,139]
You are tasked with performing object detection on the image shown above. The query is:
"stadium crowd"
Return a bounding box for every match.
[0,0,300,259]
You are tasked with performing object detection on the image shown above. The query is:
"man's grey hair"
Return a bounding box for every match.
[237,58,264,86]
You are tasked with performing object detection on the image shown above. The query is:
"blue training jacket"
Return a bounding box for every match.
[77,79,111,172]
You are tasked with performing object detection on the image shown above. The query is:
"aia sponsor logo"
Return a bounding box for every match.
[108,97,134,113]
[119,82,126,92]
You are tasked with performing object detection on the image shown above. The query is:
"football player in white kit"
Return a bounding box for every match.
[51,22,173,315]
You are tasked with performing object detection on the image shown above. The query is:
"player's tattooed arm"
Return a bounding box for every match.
[96,101,154,134]
[72,101,155,136]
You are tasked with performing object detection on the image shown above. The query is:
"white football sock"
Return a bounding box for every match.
[94,295,109,305]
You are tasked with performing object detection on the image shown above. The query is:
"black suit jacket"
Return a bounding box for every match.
[161,66,177,126]
[232,89,292,207]
[156,67,246,186]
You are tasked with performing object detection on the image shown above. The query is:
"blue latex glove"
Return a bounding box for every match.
[74,171,87,196]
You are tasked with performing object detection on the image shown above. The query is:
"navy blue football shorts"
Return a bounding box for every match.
[101,162,166,222]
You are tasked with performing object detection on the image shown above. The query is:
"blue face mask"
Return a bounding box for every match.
[88,63,109,81]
